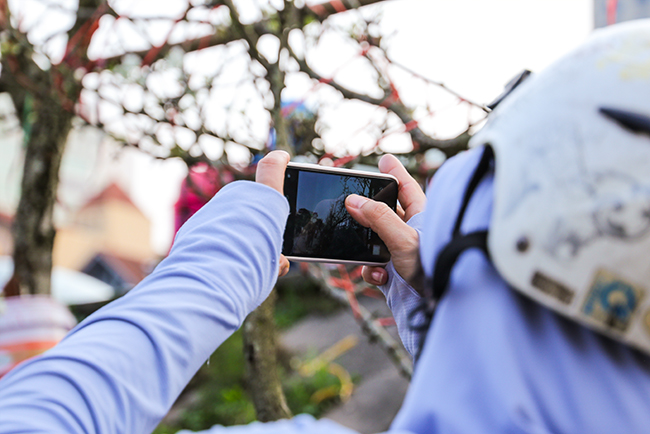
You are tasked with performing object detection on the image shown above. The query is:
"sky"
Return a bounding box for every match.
[381,0,593,103]
[0,0,596,255]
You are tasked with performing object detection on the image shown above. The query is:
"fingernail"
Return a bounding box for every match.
[372,270,384,284]
[346,194,368,209]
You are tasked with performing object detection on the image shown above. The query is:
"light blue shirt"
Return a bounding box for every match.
[1,149,650,434]
[391,147,650,434]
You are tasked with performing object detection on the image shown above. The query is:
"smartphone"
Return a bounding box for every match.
[282,162,399,266]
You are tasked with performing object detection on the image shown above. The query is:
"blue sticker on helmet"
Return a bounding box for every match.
[583,269,644,332]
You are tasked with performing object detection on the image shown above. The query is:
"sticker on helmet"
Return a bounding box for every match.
[531,271,575,305]
[583,269,644,332]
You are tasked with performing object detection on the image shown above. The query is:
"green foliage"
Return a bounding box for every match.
[282,365,343,417]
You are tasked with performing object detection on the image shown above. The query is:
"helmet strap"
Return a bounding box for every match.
[410,145,494,363]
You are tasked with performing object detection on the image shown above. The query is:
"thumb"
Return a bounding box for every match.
[345,194,416,253]
[255,150,290,194]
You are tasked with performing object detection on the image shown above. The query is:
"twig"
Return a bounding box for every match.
[308,264,413,379]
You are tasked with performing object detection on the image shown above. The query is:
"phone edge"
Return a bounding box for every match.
[284,255,390,267]
[286,162,399,185]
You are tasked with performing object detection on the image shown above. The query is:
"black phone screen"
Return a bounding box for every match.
[282,166,398,263]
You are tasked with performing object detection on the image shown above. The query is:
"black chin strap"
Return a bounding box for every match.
[409,145,494,363]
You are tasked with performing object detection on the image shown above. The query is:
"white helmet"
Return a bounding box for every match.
[474,19,650,354]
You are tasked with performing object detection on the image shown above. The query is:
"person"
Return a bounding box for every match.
[2,19,650,434]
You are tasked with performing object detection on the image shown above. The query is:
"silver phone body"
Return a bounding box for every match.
[282,162,399,266]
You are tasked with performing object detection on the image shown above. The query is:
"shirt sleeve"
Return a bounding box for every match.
[0,181,289,434]
[376,213,424,358]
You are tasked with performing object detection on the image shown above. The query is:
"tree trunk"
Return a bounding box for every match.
[8,97,74,296]
[242,290,292,421]
[240,56,293,420]
[268,64,291,154]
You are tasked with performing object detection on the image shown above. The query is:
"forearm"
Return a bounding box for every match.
[0,181,288,434]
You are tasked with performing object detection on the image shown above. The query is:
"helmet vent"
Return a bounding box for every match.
[600,107,650,136]
[487,70,532,110]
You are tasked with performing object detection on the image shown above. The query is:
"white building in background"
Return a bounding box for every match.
[594,0,650,27]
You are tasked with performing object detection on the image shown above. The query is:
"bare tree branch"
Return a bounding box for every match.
[96,0,392,66]
[305,0,390,21]
[289,45,471,157]
[308,264,413,379]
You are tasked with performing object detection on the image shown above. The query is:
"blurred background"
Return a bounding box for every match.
[0,0,646,432]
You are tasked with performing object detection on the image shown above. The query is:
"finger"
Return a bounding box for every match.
[345,194,418,254]
[255,150,291,194]
[362,265,388,286]
[378,154,426,221]
[278,255,290,277]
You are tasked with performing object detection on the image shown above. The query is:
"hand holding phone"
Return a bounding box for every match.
[345,154,426,286]
[255,151,291,277]
[282,163,399,266]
